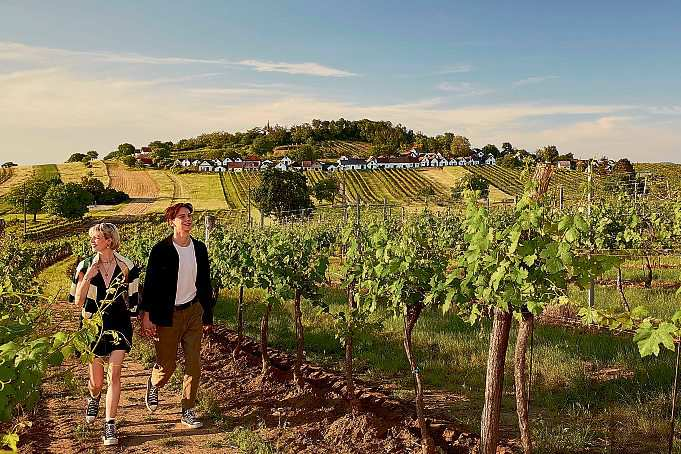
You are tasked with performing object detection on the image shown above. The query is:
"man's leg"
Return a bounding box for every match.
[180,303,203,411]
[151,321,181,388]
[147,316,182,412]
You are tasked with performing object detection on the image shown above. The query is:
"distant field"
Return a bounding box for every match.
[33,164,59,181]
[173,172,228,211]
[105,161,160,215]
[0,165,34,196]
[56,161,109,185]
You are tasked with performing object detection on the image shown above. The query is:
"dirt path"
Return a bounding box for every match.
[23,301,237,453]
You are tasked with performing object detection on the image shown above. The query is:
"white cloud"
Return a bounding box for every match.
[0,41,357,77]
[436,64,474,75]
[437,81,493,96]
[512,75,560,86]
[0,67,678,165]
[647,106,681,115]
[236,59,356,77]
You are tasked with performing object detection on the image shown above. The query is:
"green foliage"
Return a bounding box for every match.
[289,144,320,162]
[1,162,17,168]
[451,188,600,323]
[450,135,472,158]
[498,153,522,169]
[0,285,101,427]
[536,145,559,163]
[311,177,339,204]
[117,143,136,155]
[253,168,313,217]
[66,153,87,163]
[251,135,275,155]
[451,174,489,200]
[5,177,60,221]
[80,176,128,205]
[120,155,137,167]
[42,182,93,219]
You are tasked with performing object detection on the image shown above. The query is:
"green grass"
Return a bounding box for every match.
[173,172,228,211]
[38,255,77,302]
[224,427,279,454]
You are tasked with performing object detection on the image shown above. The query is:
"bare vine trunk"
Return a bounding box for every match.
[293,289,305,389]
[260,299,273,376]
[233,286,244,360]
[514,309,534,453]
[480,308,512,454]
[616,267,630,311]
[403,303,435,454]
[644,256,653,289]
[345,284,356,406]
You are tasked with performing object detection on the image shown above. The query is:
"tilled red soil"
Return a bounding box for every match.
[198,326,497,453]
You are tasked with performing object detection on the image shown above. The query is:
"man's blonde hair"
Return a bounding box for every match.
[88,222,121,251]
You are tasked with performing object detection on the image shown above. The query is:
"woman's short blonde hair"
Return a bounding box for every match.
[88,222,121,251]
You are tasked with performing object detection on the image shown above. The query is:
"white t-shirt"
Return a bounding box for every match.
[173,239,197,306]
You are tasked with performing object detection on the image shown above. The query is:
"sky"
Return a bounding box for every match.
[1,0,680,164]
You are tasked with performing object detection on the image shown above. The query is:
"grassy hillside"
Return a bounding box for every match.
[33,164,59,180]
[56,161,109,185]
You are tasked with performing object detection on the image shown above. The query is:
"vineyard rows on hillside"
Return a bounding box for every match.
[5,192,681,452]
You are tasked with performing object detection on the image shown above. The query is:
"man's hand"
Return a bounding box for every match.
[141,311,157,337]
[202,324,213,335]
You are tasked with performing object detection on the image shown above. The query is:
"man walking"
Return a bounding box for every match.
[140,202,214,428]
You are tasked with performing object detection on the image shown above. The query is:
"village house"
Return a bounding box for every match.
[198,161,213,172]
[557,160,573,170]
[227,161,245,172]
[337,156,367,170]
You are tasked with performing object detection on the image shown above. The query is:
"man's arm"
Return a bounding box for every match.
[199,242,215,326]
[140,245,159,335]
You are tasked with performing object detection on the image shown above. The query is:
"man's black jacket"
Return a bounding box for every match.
[141,235,214,326]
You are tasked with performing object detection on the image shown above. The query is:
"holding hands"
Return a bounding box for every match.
[140,311,157,337]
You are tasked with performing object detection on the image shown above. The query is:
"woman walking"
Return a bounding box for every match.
[140,202,214,430]
[70,222,140,446]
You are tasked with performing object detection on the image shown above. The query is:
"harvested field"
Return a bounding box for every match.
[105,161,160,215]
[0,165,34,196]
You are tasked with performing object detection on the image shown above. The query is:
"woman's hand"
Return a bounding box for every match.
[83,263,99,281]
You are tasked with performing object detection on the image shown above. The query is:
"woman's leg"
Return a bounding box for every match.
[105,350,126,420]
[88,357,105,397]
